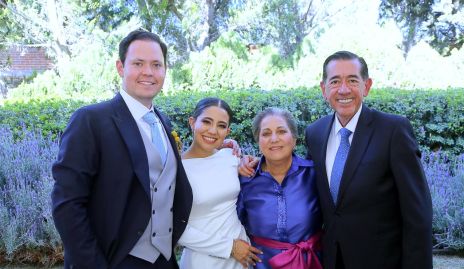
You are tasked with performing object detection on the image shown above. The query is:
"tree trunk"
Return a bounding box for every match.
[46,0,71,63]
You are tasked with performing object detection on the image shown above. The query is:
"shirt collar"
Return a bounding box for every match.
[334,105,362,135]
[120,89,152,120]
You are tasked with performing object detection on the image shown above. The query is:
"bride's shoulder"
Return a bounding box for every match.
[218,148,233,155]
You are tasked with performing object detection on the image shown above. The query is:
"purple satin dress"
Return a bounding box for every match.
[237,154,322,269]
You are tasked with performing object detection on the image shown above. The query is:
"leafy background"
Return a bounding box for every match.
[1,0,463,266]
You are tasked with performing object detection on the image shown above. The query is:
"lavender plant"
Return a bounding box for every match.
[423,151,464,250]
[0,126,61,262]
[0,125,464,266]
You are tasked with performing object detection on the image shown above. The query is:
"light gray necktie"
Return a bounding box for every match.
[330,128,352,204]
[142,111,167,164]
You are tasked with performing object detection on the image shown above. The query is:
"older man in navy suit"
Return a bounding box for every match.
[305,51,432,269]
[52,30,192,269]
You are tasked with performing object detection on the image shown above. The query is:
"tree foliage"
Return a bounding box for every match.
[59,0,245,64]
[0,0,90,60]
[379,0,464,56]
[232,0,345,62]
[0,0,339,65]
[135,0,250,64]
[80,0,135,32]
[251,0,323,58]
[3,0,463,63]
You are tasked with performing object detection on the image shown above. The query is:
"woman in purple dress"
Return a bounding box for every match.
[237,108,322,269]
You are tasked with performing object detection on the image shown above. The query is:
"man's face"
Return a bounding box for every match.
[321,59,372,126]
[116,39,166,108]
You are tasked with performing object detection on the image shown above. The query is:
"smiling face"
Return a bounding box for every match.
[321,58,372,126]
[116,39,166,108]
[189,106,231,156]
[258,115,296,164]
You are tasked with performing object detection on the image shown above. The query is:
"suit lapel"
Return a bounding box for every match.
[337,105,374,205]
[319,115,334,205]
[111,93,150,197]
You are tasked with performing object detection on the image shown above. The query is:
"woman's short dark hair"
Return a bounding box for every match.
[191,97,234,124]
[252,107,298,143]
[119,29,168,66]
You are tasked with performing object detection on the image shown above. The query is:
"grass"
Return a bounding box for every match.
[433,255,464,269]
[1,255,463,269]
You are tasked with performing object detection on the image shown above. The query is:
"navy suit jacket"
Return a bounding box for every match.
[305,105,432,269]
[51,93,192,269]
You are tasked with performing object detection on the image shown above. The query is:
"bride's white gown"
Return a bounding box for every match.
[178,148,249,269]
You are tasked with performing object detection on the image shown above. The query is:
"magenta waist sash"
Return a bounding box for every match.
[252,232,322,269]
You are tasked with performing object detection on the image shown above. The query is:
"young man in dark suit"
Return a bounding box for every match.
[51,30,192,269]
[304,51,432,269]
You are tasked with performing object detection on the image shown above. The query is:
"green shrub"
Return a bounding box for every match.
[8,33,121,100]
[1,88,463,155]
[0,98,88,140]
[366,89,464,155]
[0,88,463,265]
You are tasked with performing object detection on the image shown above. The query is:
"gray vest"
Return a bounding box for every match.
[129,122,177,263]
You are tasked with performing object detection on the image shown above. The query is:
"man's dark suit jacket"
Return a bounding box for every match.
[51,93,192,269]
[305,105,432,269]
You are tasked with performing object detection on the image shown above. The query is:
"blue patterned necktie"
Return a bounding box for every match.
[142,111,167,164]
[330,128,352,204]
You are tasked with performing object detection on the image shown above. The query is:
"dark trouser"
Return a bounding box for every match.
[114,254,178,269]
[335,244,345,269]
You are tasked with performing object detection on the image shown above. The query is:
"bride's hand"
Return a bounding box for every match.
[231,239,262,267]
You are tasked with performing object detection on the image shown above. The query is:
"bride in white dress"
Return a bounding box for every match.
[178,97,261,269]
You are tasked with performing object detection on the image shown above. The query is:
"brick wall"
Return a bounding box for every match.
[0,45,54,72]
[0,45,54,97]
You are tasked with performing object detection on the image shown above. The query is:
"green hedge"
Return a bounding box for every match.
[1,88,463,155]
[0,98,88,139]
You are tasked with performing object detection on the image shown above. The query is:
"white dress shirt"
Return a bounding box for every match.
[120,89,168,153]
[325,106,363,186]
